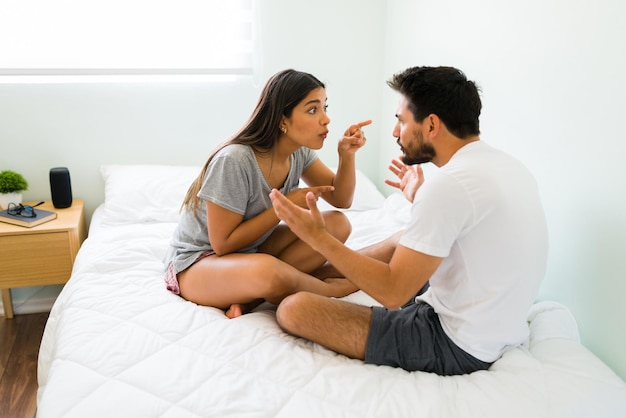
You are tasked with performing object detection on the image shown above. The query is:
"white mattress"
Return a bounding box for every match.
[37,195,626,418]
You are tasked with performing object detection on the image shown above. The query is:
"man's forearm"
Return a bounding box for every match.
[309,231,397,303]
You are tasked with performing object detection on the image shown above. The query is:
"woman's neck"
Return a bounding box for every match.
[253,147,291,189]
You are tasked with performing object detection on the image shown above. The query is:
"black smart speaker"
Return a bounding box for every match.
[49,167,73,208]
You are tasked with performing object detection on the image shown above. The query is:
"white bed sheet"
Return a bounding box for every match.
[37,195,626,418]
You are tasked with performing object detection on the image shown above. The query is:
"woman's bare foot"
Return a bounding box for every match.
[224,299,266,319]
[311,262,343,279]
[323,278,359,298]
[225,303,244,319]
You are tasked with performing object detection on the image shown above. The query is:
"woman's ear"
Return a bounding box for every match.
[279,116,289,134]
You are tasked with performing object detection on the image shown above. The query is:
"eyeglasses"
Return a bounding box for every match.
[6,201,45,218]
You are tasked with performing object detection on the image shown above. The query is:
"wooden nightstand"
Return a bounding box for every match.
[0,199,86,319]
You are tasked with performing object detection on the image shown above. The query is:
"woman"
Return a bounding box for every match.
[164,69,371,318]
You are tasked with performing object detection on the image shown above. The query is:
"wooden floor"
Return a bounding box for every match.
[0,312,49,418]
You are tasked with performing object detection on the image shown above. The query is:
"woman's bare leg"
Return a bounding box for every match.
[178,252,356,312]
[259,211,351,273]
[312,231,403,279]
[179,211,355,318]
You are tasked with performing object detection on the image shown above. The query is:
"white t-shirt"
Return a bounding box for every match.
[399,141,548,362]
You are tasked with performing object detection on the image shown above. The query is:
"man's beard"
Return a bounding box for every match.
[400,130,435,166]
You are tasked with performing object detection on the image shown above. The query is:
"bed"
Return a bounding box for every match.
[37,164,626,418]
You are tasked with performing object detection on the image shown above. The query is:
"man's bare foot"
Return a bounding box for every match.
[225,303,243,319]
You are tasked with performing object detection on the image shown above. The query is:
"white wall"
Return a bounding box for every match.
[1,0,625,382]
[380,0,626,380]
[0,0,387,223]
[0,0,387,322]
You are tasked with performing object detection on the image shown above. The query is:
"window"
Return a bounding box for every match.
[0,0,256,81]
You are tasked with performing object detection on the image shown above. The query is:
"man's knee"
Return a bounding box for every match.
[276,291,311,333]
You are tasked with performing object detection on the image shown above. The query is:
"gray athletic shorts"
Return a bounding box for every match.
[365,301,493,375]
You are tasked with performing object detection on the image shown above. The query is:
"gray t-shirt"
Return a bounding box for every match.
[164,144,318,274]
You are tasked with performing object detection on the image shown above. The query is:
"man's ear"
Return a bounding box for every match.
[426,114,442,139]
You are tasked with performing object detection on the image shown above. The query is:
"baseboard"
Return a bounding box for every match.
[11,296,57,315]
[0,285,62,317]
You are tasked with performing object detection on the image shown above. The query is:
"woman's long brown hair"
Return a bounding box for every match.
[181,69,325,213]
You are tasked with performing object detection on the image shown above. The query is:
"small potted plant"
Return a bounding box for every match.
[0,170,29,210]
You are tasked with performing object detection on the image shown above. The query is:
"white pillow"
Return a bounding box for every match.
[299,169,386,211]
[100,165,386,225]
[100,164,201,225]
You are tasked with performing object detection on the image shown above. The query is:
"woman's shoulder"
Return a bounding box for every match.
[292,146,318,169]
[292,146,316,161]
[214,143,253,160]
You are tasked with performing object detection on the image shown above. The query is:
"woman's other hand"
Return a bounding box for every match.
[286,185,335,209]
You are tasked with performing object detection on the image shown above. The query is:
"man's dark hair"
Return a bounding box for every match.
[387,66,482,139]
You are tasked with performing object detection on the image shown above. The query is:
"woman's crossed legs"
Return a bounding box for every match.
[177,211,357,317]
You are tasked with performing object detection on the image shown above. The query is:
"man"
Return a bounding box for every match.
[269,66,548,375]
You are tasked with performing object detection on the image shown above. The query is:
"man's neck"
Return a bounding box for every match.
[433,135,480,167]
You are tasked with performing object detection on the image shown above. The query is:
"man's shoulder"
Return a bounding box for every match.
[448,141,528,174]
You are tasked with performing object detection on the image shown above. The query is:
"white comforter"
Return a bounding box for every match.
[37,195,626,418]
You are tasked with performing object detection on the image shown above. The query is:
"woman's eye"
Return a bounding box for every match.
[307,105,328,115]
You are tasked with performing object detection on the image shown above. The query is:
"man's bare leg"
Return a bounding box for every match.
[276,291,373,360]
